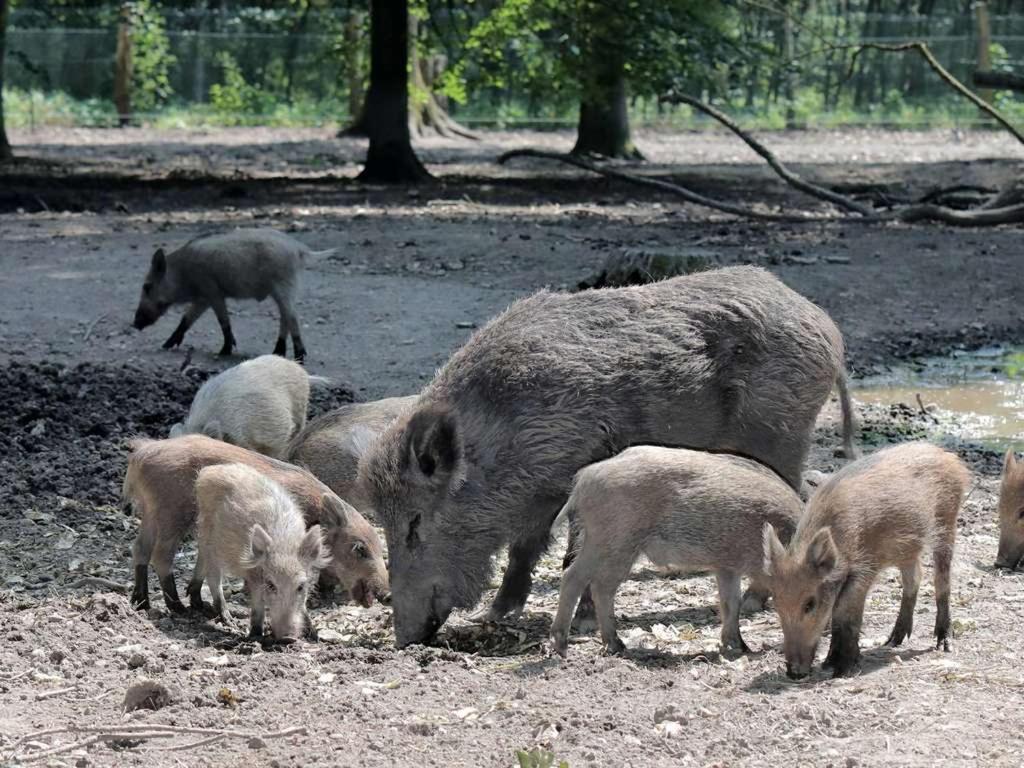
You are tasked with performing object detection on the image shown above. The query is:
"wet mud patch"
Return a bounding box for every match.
[0,359,354,592]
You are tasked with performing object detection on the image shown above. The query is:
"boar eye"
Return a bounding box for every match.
[297,582,306,594]
[265,581,277,594]
[352,541,370,559]
[406,514,421,549]
[803,597,816,614]
[1017,508,1024,520]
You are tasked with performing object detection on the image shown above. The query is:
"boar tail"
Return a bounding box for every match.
[836,370,859,460]
[306,248,339,260]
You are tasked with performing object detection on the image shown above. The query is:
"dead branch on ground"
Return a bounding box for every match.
[660,91,873,216]
[6,724,307,764]
[847,42,1024,147]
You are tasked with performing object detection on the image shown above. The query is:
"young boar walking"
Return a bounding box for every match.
[995,449,1024,570]
[194,463,330,642]
[764,442,970,679]
[124,435,388,614]
[549,446,803,657]
[132,228,336,360]
[171,355,324,459]
[359,266,856,647]
[287,396,416,508]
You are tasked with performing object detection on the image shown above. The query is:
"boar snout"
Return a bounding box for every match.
[393,587,448,648]
[133,308,155,330]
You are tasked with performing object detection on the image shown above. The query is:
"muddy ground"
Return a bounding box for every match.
[1,127,1024,767]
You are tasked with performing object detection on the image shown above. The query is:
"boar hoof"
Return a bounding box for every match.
[884,628,909,648]
[303,625,319,642]
[162,335,182,349]
[550,631,569,658]
[218,344,234,357]
[131,594,150,611]
[604,636,625,656]
[935,636,950,652]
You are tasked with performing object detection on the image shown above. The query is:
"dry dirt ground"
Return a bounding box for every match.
[1,127,1024,767]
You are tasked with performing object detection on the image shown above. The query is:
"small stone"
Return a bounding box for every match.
[248,737,267,750]
[123,679,173,712]
[49,649,67,664]
[317,629,342,643]
[127,653,147,670]
[455,321,477,330]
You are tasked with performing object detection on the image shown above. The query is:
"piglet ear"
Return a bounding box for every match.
[244,524,272,568]
[320,493,351,531]
[807,527,838,576]
[1005,448,1018,476]
[151,248,167,275]
[762,523,787,577]
[300,525,331,570]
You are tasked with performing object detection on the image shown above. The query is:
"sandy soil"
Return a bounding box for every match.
[1,127,1024,767]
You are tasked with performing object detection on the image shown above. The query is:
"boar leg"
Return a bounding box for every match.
[207,565,233,627]
[162,301,209,349]
[247,578,266,638]
[302,608,318,642]
[824,576,870,678]
[271,288,305,361]
[590,567,630,656]
[186,549,216,616]
[130,520,157,610]
[151,538,188,614]
[715,569,750,654]
[563,515,598,633]
[209,296,237,357]
[885,559,922,647]
[483,509,558,621]
[933,541,954,651]
[550,550,600,657]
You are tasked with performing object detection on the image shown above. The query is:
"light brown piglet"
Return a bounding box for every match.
[124,435,388,614]
[996,449,1024,570]
[764,442,970,679]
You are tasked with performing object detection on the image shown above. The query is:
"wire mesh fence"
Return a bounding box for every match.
[6,7,1024,130]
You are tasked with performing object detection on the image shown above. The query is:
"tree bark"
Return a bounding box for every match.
[572,54,641,159]
[357,0,429,182]
[0,0,11,159]
[114,3,133,127]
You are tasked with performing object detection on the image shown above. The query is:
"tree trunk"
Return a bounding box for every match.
[0,0,11,160]
[114,3,133,127]
[357,0,428,182]
[572,55,641,159]
[407,13,478,140]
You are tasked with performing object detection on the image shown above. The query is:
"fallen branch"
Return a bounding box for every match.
[660,92,873,216]
[497,149,850,223]
[82,312,108,343]
[35,686,79,701]
[7,724,307,763]
[848,42,1024,147]
[894,202,1024,225]
[69,576,130,593]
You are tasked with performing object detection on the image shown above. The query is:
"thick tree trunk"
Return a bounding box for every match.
[407,14,479,140]
[357,0,429,182]
[0,0,10,159]
[572,55,641,159]
[114,3,133,127]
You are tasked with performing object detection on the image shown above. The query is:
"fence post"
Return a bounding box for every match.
[975,1,993,104]
[114,2,133,126]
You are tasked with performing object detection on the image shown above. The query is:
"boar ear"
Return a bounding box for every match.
[169,422,184,438]
[319,493,351,531]
[762,523,787,576]
[806,527,838,576]
[1005,449,1018,476]
[151,248,167,276]
[246,524,273,567]
[404,406,462,484]
[300,525,331,570]
[201,420,224,442]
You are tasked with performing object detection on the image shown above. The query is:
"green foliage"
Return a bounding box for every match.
[208,52,276,124]
[515,747,569,768]
[127,0,176,113]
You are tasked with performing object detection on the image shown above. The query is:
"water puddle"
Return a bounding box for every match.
[854,346,1024,449]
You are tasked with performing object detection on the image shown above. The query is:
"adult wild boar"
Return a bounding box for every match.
[358,266,857,647]
[287,396,416,509]
[132,228,336,360]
